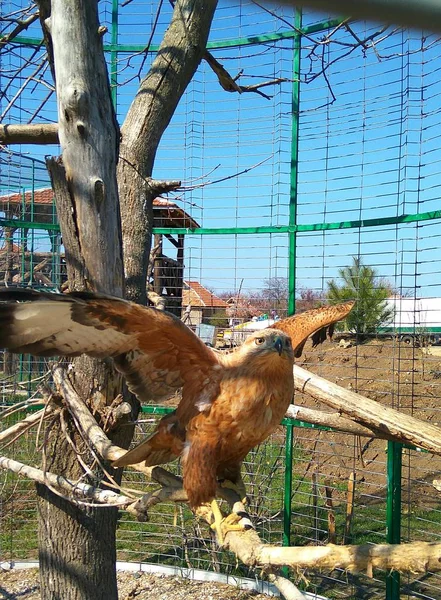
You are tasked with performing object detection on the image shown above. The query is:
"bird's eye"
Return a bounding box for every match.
[255,337,265,345]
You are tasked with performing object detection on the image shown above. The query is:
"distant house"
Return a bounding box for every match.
[0,190,199,311]
[182,281,227,326]
[225,296,262,324]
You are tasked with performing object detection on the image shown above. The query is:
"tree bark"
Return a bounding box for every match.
[118,0,217,304]
[36,2,127,599]
[0,123,59,145]
[33,0,217,598]
[3,227,16,376]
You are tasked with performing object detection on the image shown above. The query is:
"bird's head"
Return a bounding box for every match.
[241,328,294,362]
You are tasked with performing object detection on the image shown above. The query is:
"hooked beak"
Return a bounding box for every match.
[274,337,283,356]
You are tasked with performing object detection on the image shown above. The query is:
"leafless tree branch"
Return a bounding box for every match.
[0,7,39,49]
[204,50,288,100]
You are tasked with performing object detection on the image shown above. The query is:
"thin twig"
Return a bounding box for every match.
[180,155,273,192]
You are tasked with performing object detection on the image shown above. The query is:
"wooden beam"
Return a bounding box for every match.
[164,233,180,249]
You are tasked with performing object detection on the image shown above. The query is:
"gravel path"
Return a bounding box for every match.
[0,568,272,600]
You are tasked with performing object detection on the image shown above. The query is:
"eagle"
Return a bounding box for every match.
[0,288,353,537]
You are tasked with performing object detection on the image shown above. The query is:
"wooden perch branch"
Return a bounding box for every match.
[286,404,385,438]
[293,364,441,455]
[2,451,441,578]
[242,539,441,574]
[0,123,59,145]
[0,455,135,508]
[51,364,175,486]
[51,365,129,464]
[204,50,288,100]
[0,406,55,446]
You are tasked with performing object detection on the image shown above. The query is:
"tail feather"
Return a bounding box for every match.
[112,413,183,468]
[113,431,176,467]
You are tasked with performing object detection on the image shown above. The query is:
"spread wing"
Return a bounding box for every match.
[270,301,354,357]
[0,289,221,411]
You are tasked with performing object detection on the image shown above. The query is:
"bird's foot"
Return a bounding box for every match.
[209,500,253,545]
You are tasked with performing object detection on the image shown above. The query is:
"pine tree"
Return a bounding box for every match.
[327,257,394,336]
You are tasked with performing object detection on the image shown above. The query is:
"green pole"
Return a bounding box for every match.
[110,0,118,109]
[386,441,402,599]
[282,421,294,577]
[282,8,302,578]
[288,8,302,316]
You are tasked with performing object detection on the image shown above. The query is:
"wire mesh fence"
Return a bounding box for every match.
[2,1,441,599]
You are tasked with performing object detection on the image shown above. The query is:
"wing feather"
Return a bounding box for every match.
[270,301,354,356]
[0,289,221,409]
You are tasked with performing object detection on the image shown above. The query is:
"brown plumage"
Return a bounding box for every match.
[0,288,353,509]
[269,302,355,358]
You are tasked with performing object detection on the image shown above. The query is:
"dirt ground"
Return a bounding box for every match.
[291,336,441,504]
[0,568,271,600]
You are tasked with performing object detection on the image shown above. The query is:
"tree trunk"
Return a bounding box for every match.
[118,0,217,304]
[34,0,217,597]
[36,2,127,599]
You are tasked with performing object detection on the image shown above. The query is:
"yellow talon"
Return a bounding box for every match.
[209,500,247,544]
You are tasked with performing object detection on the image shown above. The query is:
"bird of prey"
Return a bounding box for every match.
[0,288,353,537]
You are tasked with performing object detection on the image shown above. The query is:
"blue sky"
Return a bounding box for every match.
[1,2,441,300]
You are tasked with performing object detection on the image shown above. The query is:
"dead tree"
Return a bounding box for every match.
[35,2,124,599]
[30,0,216,599]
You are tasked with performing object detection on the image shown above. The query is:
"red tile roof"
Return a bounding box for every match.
[0,188,54,205]
[182,281,227,308]
[0,190,200,228]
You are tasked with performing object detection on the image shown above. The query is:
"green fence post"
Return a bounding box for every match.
[288,8,302,316]
[284,9,302,577]
[386,440,402,599]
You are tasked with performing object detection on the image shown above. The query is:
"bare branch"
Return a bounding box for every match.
[0,11,39,49]
[51,365,126,463]
[286,404,388,438]
[0,123,59,145]
[0,58,47,122]
[293,364,441,454]
[181,155,273,192]
[0,406,56,447]
[118,155,181,193]
[204,50,288,100]
[0,455,133,508]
